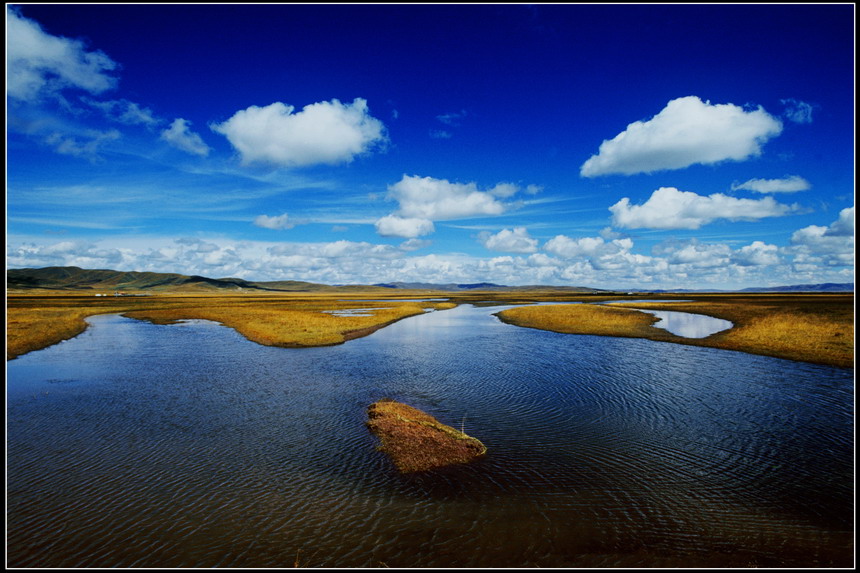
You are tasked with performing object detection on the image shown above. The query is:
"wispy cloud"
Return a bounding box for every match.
[82,97,160,126]
[6,6,118,101]
[44,128,121,162]
[436,109,467,126]
[731,175,811,193]
[253,213,294,230]
[781,98,815,124]
[580,96,783,177]
[161,118,211,157]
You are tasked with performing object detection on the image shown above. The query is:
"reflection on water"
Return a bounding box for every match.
[322,307,387,317]
[6,306,853,568]
[637,309,733,338]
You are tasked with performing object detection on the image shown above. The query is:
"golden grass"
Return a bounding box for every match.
[497,294,854,368]
[366,398,487,473]
[6,294,456,360]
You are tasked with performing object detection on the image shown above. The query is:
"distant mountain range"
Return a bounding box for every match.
[373,281,604,293]
[5,266,375,293]
[739,283,854,293]
[5,266,854,294]
[638,283,854,294]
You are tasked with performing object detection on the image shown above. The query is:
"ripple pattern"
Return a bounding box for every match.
[7,308,854,567]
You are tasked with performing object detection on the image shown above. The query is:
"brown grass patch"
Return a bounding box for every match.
[6,294,456,360]
[497,294,854,368]
[366,399,486,473]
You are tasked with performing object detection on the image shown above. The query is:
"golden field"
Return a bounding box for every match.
[497,293,854,369]
[6,292,455,361]
[6,291,854,368]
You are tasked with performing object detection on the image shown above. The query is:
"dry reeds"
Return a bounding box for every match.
[6,294,456,359]
[366,399,486,473]
[497,294,854,368]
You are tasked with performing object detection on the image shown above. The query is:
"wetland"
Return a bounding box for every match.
[5,291,855,567]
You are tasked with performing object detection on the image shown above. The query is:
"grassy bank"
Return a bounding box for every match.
[496,294,854,368]
[6,293,456,360]
[366,398,487,473]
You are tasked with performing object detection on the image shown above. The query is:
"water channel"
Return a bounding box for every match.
[6,304,854,567]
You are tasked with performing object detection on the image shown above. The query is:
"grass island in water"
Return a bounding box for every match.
[366,398,487,473]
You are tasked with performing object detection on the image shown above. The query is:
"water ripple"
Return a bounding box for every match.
[6,307,854,568]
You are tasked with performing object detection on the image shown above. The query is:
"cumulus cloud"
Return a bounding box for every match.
[580,96,783,177]
[781,98,815,124]
[210,98,387,168]
[609,186,797,230]
[789,207,855,267]
[478,227,539,253]
[374,214,435,238]
[384,175,510,221]
[825,206,854,237]
[731,241,780,266]
[6,7,119,101]
[731,175,811,193]
[254,213,294,230]
[544,235,632,259]
[6,229,852,290]
[375,175,541,241]
[160,118,211,156]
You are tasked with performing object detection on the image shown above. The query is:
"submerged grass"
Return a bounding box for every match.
[6,293,457,360]
[366,398,487,473]
[497,294,854,368]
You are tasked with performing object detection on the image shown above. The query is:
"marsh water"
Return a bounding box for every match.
[6,304,854,567]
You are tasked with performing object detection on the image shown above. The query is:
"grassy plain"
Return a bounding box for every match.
[496,293,854,368]
[6,292,455,360]
[6,290,854,368]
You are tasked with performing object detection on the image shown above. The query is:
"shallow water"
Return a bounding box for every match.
[6,305,854,567]
[635,309,733,338]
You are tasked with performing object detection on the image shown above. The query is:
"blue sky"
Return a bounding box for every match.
[6,3,855,289]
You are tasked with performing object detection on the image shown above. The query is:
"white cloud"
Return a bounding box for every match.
[254,213,294,230]
[488,182,521,198]
[789,207,855,267]
[211,98,387,167]
[161,118,211,157]
[478,227,539,253]
[374,214,435,238]
[731,175,811,193]
[652,239,732,267]
[6,229,853,290]
[384,175,509,221]
[580,96,783,177]
[44,128,121,161]
[6,7,118,101]
[82,97,159,126]
[544,235,632,259]
[731,241,780,267]
[609,187,797,230]
[825,206,855,237]
[436,110,468,126]
[781,98,815,124]
[399,238,432,251]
